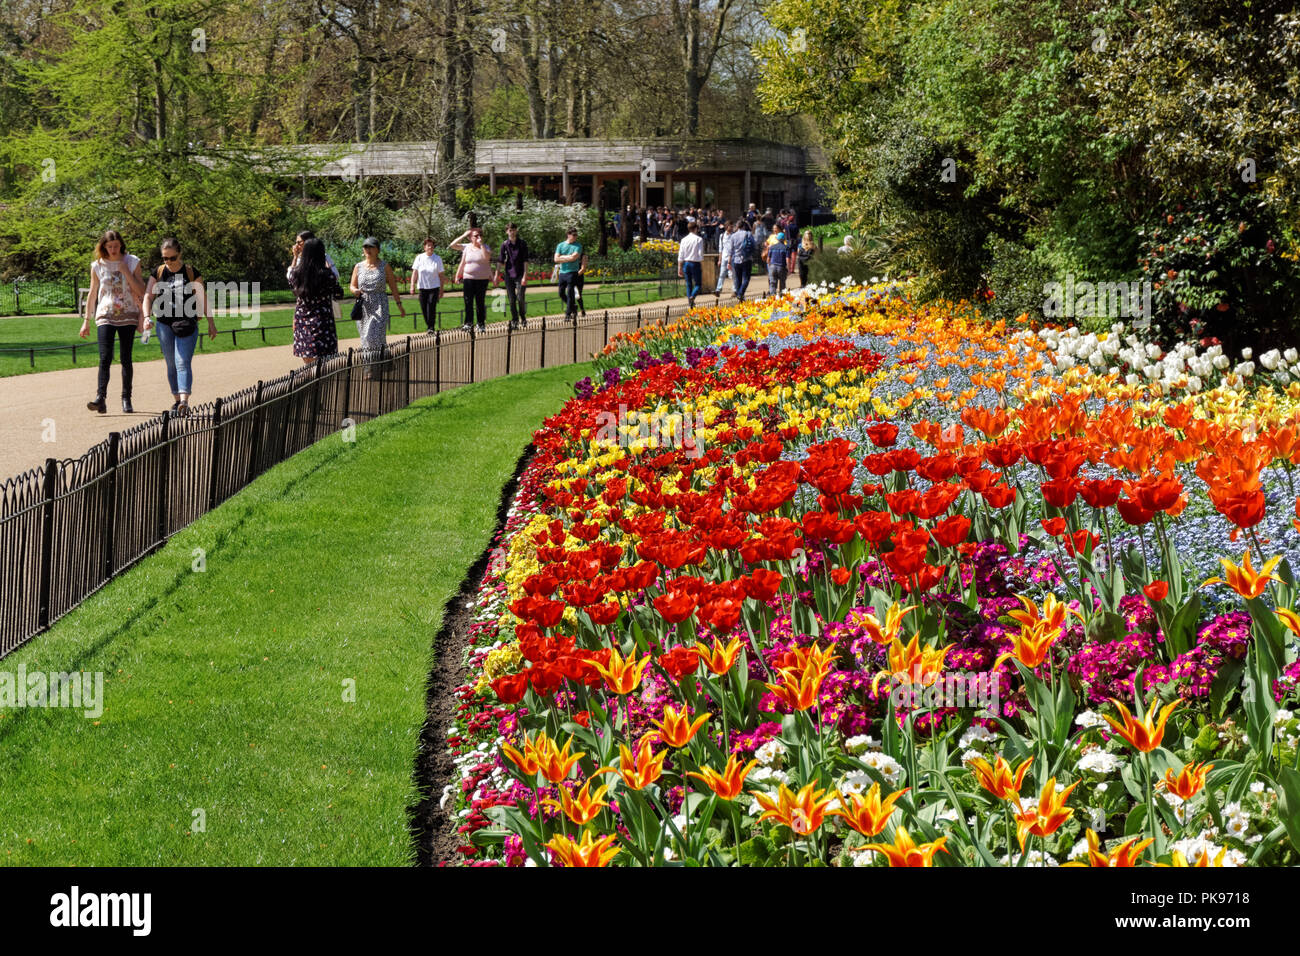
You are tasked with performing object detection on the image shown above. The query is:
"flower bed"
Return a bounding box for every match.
[440,280,1300,866]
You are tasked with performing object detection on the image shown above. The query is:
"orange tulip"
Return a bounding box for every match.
[860,826,949,867]
[693,636,745,675]
[1063,829,1155,867]
[968,754,1033,802]
[753,782,835,835]
[1203,550,1282,600]
[589,645,651,695]
[1104,697,1181,753]
[1169,846,1228,867]
[534,734,586,785]
[649,703,710,748]
[1007,593,1083,632]
[830,783,909,837]
[882,633,950,684]
[994,619,1060,671]
[1164,761,1213,800]
[1014,777,1079,850]
[597,736,669,791]
[502,734,542,776]
[765,665,827,712]
[545,831,621,867]
[853,602,917,646]
[1275,607,1300,639]
[542,779,611,825]
[686,754,758,800]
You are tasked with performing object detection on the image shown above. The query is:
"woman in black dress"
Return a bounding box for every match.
[289,238,341,364]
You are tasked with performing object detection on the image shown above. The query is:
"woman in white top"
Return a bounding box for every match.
[409,238,445,332]
[79,229,146,414]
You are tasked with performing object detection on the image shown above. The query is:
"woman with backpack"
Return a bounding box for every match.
[796,230,816,288]
[79,229,147,414]
[141,238,217,416]
[730,220,755,302]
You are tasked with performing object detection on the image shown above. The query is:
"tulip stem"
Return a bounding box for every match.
[1145,750,1157,850]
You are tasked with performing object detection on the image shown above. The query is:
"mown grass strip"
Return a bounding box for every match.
[0,362,589,865]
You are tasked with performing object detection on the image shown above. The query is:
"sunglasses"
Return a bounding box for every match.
[162,255,179,262]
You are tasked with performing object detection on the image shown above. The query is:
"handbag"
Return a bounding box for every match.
[350,298,364,323]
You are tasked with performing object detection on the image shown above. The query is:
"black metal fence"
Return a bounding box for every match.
[0,303,690,658]
[0,279,78,317]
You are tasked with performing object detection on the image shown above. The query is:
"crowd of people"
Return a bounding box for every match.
[617,203,802,254]
[79,210,820,414]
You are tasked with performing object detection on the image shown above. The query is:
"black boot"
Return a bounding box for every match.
[87,396,106,414]
[122,394,134,414]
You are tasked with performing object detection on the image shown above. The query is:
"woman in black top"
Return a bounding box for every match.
[289,238,341,364]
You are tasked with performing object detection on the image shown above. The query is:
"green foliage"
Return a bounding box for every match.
[0,0,309,283]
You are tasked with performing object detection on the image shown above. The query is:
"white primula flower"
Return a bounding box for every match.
[959,725,997,748]
[755,739,787,767]
[960,748,983,767]
[1068,838,1092,861]
[1078,751,1123,776]
[858,751,904,785]
[844,734,881,755]
[1273,709,1293,727]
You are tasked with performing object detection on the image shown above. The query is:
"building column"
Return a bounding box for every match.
[665,171,674,206]
[562,164,570,203]
[743,169,752,210]
[523,174,531,197]
[489,165,496,195]
[591,173,598,206]
[637,172,644,207]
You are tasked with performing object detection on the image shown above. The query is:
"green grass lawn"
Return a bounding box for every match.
[0,361,589,866]
[0,280,675,377]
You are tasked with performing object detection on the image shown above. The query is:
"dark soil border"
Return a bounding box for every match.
[409,442,535,866]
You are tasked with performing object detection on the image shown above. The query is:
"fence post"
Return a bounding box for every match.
[207,397,224,511]
[308,357,323,441]
[156,413,170,547]
[404,337,412,406]
[469,327,476,383]
[245,380,264,484]
[434,332,441,394]
[36,457,56,631]
[14,283,21,316]
[637,307,642,329]
[572,312,578,363]
[540,316,547,368]
[342,349,353,420]
[505,321,513,375]
[102,432,120,580]
[603,309,609,345]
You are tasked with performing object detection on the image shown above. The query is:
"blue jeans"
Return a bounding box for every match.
[714,260,731,294]
[156,321,198,394]
[733,261,752,300]
[682,261,702,301]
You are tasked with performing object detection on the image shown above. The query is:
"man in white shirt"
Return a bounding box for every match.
[409,237,446,332]
[714,220,734,298]
[676,220,705,309]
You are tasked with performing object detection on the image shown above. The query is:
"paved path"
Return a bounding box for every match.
[0,294,703,478]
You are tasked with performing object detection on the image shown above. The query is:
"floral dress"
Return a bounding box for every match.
[356,260,390,350]
[291,266,339,358]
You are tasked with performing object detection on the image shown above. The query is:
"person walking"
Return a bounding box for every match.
[553,227,586,323]
[409,237,445,332]
[288,237,342,366]
[349,237,405,352]
[730,220,756,303]
[763,230,790,297]
[796,230,816,288]
[494,222,529,329]
[714,219,734,298]
[677,220,704,308]
[141,238,217,416]
[79,230,146,414]
[450,226,492,331]
[287,230,339,282]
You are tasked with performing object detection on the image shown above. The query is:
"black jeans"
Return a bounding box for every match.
[418,288,440,330]
[503,276,526,324]
[462,278,488,329]
[558,272,580,318]
[96,323,135,399]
